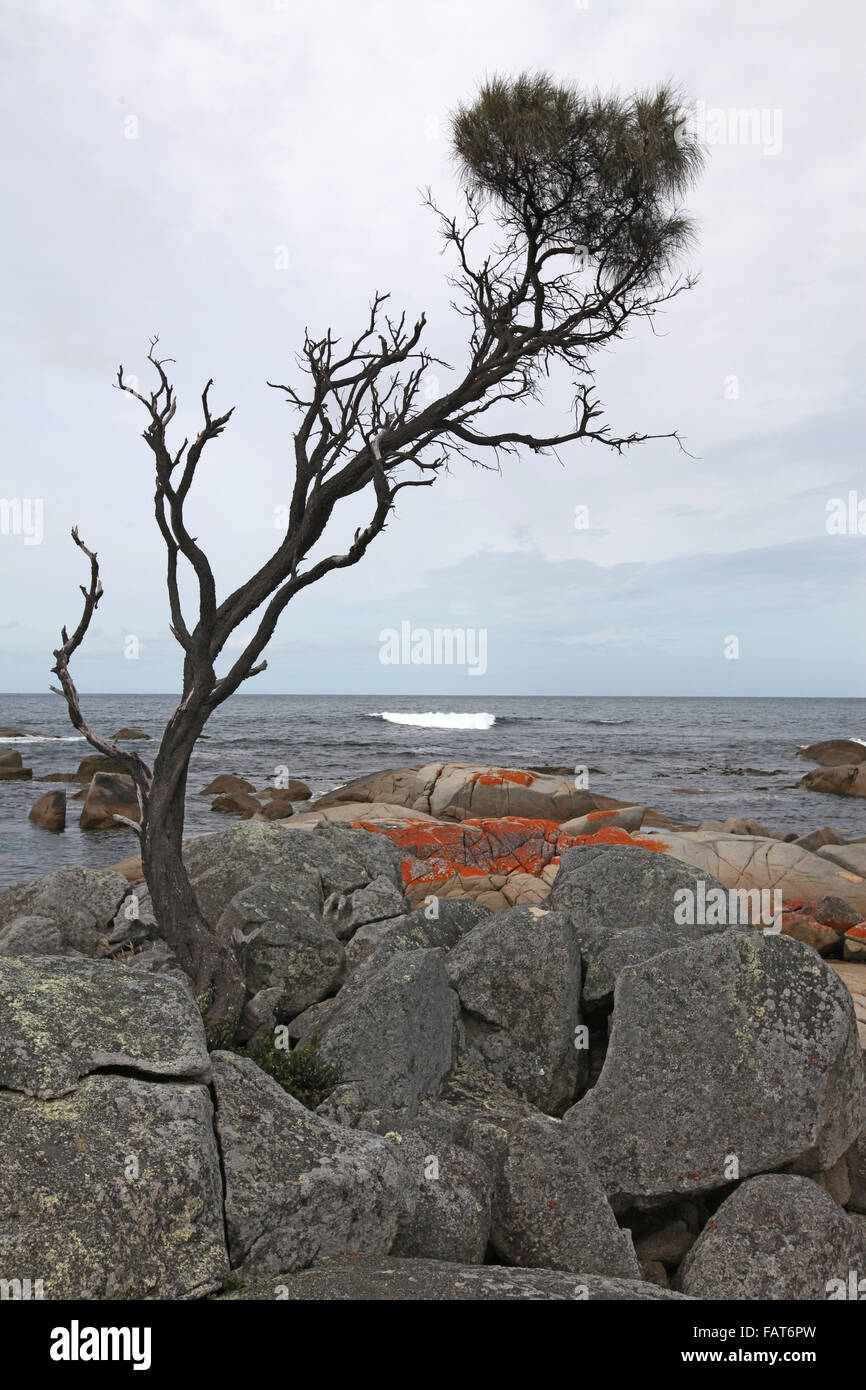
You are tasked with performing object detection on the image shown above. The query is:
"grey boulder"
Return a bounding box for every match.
[302,948,457,1116]
[445,905,583,1113]
[490,1115,641,1279]
[211,1051,415,1274]
[565,932,864,1207]
[677,1174,866,1299]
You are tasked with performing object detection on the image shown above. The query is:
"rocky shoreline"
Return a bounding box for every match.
[1,752,865,1301]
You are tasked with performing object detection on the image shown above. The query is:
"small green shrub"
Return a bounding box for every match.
[227,1033,339,1110]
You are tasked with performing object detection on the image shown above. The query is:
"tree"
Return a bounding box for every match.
[52,74,703,1037]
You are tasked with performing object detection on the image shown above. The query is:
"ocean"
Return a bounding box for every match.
[0,692,864,891]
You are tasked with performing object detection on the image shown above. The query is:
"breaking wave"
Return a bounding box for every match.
[370,711,497,731]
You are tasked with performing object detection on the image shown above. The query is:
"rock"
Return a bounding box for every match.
[322,874,409,941]
[677,1175,866,1299]
[27,789,66,831]
[0,726,47,738]
[345,898,492,976]
[847,1127,866,1213]
[843,926,866,962]
[632,829,866,918]
[0,1073,228,1298]
[817,843,866,876]
[34,771,78,782]
[79,772,141,830]
[826,960,866,1047]
[259,798,294,821]
[211,1051,415,1274]
[771,829,799,842]
[815,895,862,929]
[490,1115,641,1278]
[0,865,131,956]
[211,791,262,818]
[779,908,841,955]
[795,826,847,852]
[559,806,645,836]
[260,780,312,801]
[182,822,403,929]
[549,841,729,931]
[799,764,866,798]
[0,746,31,780]
[0,954,210,1098]
[301,949,457,1117]
[216,1254,690,1300]
[312,761,598,824]
[74,753,126,781]
[565,933,864,1208]
[387,1126,493,1264]
[215,872,345,1021]
[445,905,583,1113]
[111,727,152,740]
[797,739,866,766]
[0,915,80,956]
[634,1221,695,1266]
[199,774,256,796]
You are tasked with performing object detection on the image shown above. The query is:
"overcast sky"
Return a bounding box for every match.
[1,0,863,697]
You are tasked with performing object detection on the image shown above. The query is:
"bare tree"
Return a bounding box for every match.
[52,75,703,1038]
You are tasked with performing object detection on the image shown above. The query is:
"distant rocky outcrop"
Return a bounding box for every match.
[797,739,866,766]
[798,763,866,798]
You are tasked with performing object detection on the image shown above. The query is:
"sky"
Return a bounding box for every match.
[0,0,863,697]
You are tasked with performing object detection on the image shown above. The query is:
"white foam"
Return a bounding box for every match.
[371,711,496,731]
[0,735,86,742]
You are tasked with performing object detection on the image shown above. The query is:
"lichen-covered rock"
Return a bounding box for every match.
[386,1125,493,1264]
[345,897,492,977]
[215,871,344,1021]
[677,1175,866,1299]
[565,933,864,1207]
[183,822,403,928]
[0,1074,227,1298]
[0,865,131,957]
[548,842,728,932]
[301,949,457,1116]
[445,906,583,1112]
[211,1051,415,1274]
[490,1115,641,1278]
[216,1254,690,1300]
[0,955,210,1098]
[322,874,408,941]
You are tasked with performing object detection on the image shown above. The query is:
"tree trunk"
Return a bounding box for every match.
[141,718,244,1043]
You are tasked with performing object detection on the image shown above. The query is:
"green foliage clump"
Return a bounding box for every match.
[228,1033,339,1110]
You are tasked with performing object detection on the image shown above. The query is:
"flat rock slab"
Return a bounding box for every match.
[215,1254,690,1300]
[0,1074,227,1298]
[0,955,210,1098]
[677,1174,866,1299]
[212,1052,414,1274]
[633,830,866,918]
[565,932,864,1207]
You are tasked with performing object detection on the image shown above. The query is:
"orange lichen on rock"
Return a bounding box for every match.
[355,815,670,893]
[572,827,669,852]
[473,768,536,788]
